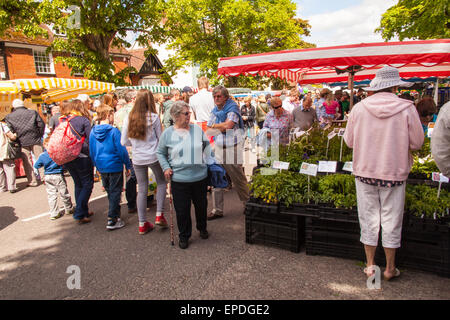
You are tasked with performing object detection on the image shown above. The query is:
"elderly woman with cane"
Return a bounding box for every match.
[157,101,212,249]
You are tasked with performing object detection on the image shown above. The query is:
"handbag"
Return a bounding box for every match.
[0,123,21,160]
[6,139,21,160]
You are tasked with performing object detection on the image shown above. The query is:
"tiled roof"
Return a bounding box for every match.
[0,26,53,46]
[0,27,130,55]
[129,48,147,71]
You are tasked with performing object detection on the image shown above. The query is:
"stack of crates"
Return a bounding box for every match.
[245,199,304,253]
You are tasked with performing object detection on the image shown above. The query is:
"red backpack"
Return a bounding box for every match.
[47,116,85,165]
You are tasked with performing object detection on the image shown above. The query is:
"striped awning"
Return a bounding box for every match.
[116,85,182,94]
[218,39,450,84]
[0,78,115,104]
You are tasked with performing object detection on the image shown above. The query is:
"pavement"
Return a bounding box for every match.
[0,168,449,300]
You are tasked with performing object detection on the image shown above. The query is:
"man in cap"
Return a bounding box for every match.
[343,66,424,281]
[5,99,46,187]
[181,86,194,104]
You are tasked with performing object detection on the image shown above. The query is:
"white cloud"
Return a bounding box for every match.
[302,0,398,47]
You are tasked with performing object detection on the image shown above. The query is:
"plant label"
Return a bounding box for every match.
[427,122,435,138]
[273,161,290,170]
[295,131,306,138]
[318,161,337,173]
[327,131,337,140]
[343,161,353,172]
[432,172,449,183]
[338,128,345,136]
[300,162,318,176]
[260,168,278,176]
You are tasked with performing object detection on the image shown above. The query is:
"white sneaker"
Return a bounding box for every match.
[106,218,125,230]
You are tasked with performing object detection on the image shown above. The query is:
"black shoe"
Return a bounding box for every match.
[179,239,189,249]
[199,230,209,239]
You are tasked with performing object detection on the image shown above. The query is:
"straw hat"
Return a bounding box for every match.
[365,66,413,91]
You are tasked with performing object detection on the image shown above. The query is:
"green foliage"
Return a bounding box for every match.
[405,184,450,218]
[264,123,353,171]
[410,138,439,178]
[376,0,450,40]
[0,0,166,84]
[249,170,320,206]
[251,124,448,217]
[163,0,315,86]
[317,174,357,209]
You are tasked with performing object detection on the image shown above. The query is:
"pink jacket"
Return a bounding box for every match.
[324,101,339,115]
[344,92,424,181]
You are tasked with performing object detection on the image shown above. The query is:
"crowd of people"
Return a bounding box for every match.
[0,68,449,261]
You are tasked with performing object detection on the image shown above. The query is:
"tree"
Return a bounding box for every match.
[376,0,450,40]
[0,0,167,85]
[163,0,314,89]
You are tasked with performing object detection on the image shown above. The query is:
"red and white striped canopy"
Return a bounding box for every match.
[218,39,450,84]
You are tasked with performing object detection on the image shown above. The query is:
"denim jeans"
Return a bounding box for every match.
[64,157,94,220]
[125,163,137,210]
[100,171,123,221]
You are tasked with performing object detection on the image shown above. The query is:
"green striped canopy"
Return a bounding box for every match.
[116,85,183,94]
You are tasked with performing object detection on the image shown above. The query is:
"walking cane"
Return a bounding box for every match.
[167,181,175,246]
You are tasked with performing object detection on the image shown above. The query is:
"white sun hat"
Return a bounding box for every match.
[12,99,25,108]
[365,66,413,91]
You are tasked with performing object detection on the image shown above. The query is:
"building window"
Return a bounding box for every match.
[33,50,55,74]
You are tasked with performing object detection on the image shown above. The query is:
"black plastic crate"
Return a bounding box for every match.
[245,202,299,228]
[245,216,304,253]
[400,215,450,277]
[279,203,320,218]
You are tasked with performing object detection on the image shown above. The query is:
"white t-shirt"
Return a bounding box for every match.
[189,89,214,122]
[282,99,297,113]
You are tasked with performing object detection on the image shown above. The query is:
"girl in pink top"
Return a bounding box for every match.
[323,92,339,119]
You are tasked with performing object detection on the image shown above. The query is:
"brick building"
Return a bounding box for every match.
[0,28,166,85]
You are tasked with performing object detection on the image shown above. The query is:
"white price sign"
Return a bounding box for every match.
[300,162,318,176]
[273,161,290,170]
[327,131,337,140]
[338,128,346,136]
[260,168,278,176]
[432,172,449,183]
[343,161,353,172]
[318,161,337,173]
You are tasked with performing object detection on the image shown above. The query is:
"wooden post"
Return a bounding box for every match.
[348,71,355,111]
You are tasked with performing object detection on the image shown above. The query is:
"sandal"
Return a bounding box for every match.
[384,268,401,281]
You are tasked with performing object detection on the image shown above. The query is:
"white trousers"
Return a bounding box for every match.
[355,179,406,248]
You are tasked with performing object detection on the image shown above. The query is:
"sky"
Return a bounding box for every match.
[144,0,398,87]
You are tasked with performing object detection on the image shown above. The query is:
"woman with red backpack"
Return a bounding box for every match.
[60,99,94,224]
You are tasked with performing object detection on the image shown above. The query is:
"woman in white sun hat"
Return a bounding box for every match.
[343,66,424,281]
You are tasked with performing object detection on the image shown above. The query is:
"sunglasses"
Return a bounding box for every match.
[213,95,224,99]
[272,105,282,109]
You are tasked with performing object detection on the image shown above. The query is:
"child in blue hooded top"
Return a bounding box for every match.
[89,104,132,231]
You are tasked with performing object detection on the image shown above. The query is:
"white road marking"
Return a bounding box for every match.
[22,194,109,222]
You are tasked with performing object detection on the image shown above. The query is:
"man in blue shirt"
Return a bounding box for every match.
[206,86,250,220]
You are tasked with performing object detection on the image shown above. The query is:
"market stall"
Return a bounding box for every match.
[218,40,450,277]
[0,78,115,119]
[0,78,115,178]
[218,39,450,108]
